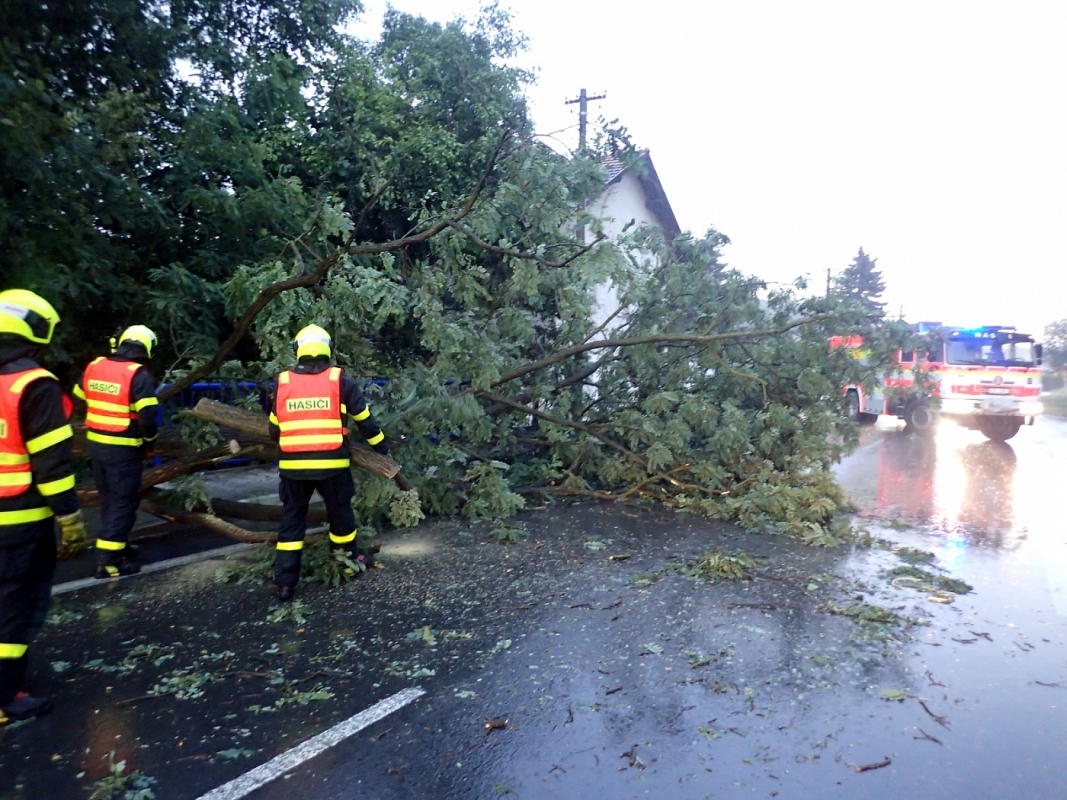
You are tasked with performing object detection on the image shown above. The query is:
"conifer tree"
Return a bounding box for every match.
[834,248,886,316]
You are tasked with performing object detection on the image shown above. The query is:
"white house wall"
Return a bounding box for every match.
[587,171,666,331]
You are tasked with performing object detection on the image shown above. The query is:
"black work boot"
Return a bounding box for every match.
[94,559,142,580]
[1,692,53,724]
[277,585,295,603]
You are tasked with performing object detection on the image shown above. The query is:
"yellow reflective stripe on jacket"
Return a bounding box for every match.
[277,419,343,433]
[37,475,76,496]
[132,396,159,412]
[0,507,53,525]
[278,458,350,471]
[269,412,279,425]
[25,424,73,454]
[0,643,28,659]
[366,432,385,446]
[278,434,344,448]
[279,372,290,385]
[0,473,33,489]
[86,431,142,446]
[86,412,126,428]
[73,384,86,400]
[9,368,56,394]
[0,453,30,466]
[352,407,371,422]
[329,531,356,544]
[276,540,303,551]
[95,538,127,551]
[86,398,130,414]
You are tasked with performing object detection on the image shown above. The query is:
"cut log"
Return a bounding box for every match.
[188,398,401,480]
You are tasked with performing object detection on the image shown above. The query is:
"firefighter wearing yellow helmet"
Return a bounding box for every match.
[268,324,390,602]
[0,289,85,723]
[73,325,160,578]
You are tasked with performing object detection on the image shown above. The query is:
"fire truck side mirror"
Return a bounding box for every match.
[1035,344,1043,366]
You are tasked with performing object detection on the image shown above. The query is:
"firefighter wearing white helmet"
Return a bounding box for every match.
[0,289,84,723]
[268,324,390,602]
[73,325,160,578]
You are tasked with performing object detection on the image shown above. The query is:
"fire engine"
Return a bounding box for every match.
[838,324,1044,442]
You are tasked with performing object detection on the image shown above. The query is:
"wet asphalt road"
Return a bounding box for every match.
[5,416,1067,799]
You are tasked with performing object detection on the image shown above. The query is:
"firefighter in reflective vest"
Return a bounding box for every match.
[269,325,389,602]
[0,289,87,723]
[73,326,159,578]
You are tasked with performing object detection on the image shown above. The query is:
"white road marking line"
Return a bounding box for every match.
[196,687,426,800]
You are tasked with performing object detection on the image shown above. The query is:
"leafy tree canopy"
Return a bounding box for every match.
[1043,319,1067,374]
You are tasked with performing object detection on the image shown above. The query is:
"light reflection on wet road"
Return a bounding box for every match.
[835,416,1067,610]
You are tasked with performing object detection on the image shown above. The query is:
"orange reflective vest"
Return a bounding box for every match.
[83,357,143,446]
[274,368,350,473]
[0,368,73,528]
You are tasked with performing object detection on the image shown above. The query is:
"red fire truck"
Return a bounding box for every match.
[838,324,1043,442]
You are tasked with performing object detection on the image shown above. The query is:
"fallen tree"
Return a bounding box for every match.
[26,6,912,549]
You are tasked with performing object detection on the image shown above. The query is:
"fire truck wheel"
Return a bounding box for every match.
[845,391,878,426]
[904,401,938,436]
[977,417,1022,442]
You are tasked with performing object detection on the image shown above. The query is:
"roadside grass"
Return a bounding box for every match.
[1043,390,1067,418]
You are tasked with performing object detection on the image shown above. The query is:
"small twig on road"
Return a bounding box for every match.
[1014,641,1035,652]
[620,744,644,769]
[914,729,943,745]
[970,630,993,641]
[918,698,951,729]
[925,669,946,687]
[116,689,177,706]
[856,758,892,773]
[175,754,213,763]
[1035,681,1066,688]
[952,637,977,644]
[605,686,623,695]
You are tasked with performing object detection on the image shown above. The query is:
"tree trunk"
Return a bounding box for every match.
[188,398,402,480]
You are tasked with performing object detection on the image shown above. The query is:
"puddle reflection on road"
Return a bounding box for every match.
[856,421,1047,547]
[839,417,1067,616]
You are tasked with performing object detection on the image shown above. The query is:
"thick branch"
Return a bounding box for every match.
[481,393,647,468]
[76,441,245,508]
[139,499,271,543]
[446,221,605,269]
[488,314,835,389]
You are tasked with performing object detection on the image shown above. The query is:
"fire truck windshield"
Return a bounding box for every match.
[945,336,1036,367]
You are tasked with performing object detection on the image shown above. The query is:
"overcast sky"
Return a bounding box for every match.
[354,0,1067,338]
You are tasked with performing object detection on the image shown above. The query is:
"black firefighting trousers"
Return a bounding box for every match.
[0,519,56,706]
[89,445,143,566]
[274,471,358,588]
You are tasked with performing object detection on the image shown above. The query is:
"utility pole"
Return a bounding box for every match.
[826,267,831,298]
[565,88,606,151]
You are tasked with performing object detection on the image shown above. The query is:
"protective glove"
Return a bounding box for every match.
[56,511,88,560]
[372,440,390,456]
[142,440,155,459]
